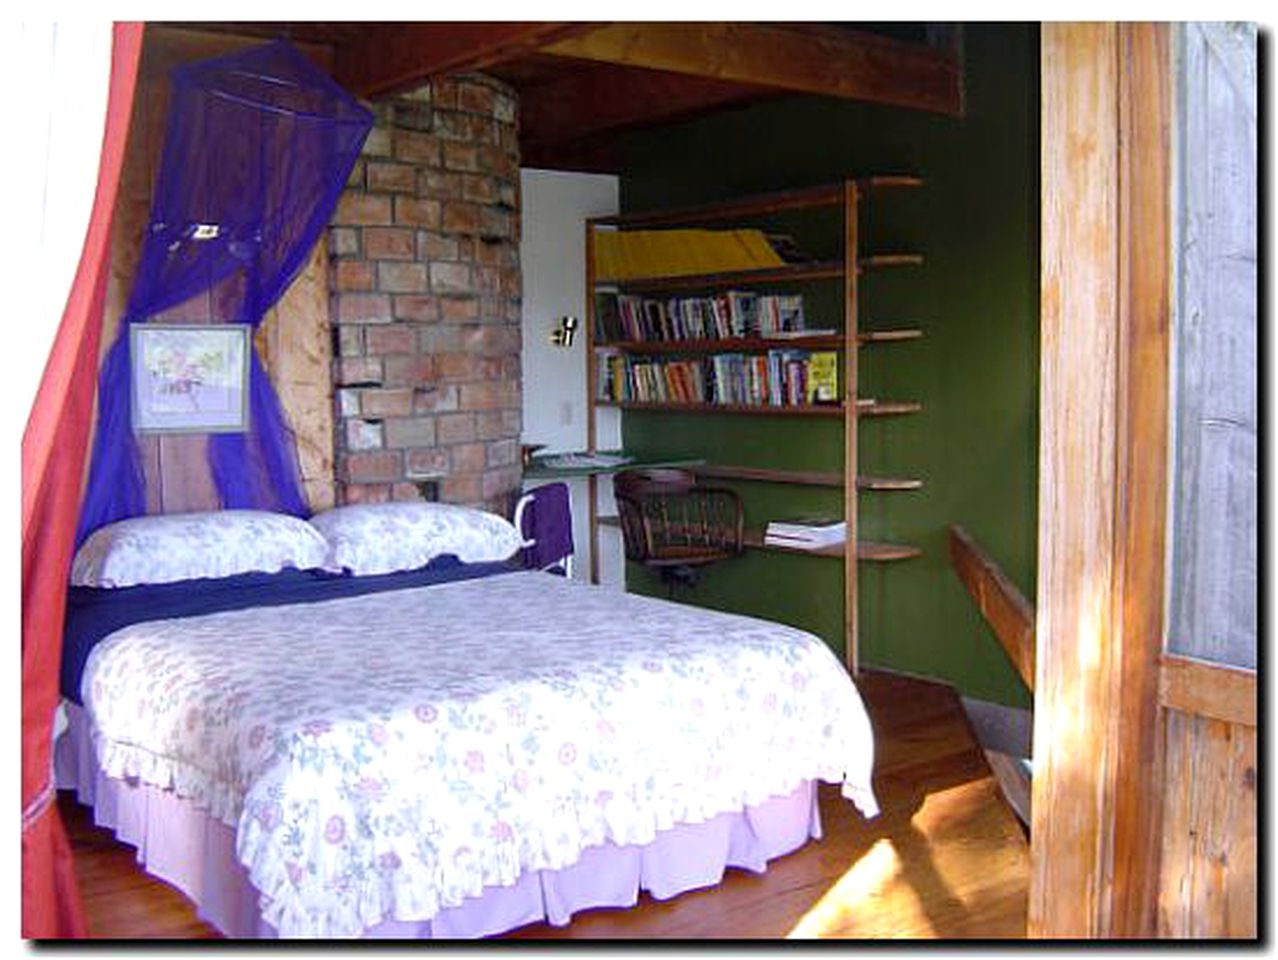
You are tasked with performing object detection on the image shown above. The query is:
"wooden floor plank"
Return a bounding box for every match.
[60,669,1028,939]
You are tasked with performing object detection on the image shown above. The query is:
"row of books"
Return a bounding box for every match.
[596,350,840,408]
[763,516,847,550]
[595,291,811,343]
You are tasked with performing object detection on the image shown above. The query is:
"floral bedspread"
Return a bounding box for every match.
[83,571,879,938]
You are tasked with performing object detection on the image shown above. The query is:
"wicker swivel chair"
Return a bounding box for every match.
[613,467,744,596]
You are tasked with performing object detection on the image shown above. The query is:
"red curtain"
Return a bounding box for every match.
[21,22,144,939]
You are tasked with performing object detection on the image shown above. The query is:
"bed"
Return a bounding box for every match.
[56,505,879,939]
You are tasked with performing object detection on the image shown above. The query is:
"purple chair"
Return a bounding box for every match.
[514,482,574,577]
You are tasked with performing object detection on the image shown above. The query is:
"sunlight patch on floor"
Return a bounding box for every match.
[785,838,916,938]
[785,778,1023,939]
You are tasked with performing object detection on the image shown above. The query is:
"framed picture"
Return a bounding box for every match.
[132,323,251,434]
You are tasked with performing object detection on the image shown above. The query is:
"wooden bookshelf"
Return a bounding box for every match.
[584,174,927,674]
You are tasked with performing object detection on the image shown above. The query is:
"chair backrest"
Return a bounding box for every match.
[514,482,574,577]
[613,468,743,567]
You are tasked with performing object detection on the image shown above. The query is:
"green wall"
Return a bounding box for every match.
[614,24,1039,709]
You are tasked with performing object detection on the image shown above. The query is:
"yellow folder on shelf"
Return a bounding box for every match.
[593,229,785,282]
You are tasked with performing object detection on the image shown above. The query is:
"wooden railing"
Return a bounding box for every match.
[947,525,1035,691]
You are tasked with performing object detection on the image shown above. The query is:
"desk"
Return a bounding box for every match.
[522,452,703,583]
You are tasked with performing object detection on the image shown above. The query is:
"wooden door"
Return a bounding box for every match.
[1033,22,1256,938]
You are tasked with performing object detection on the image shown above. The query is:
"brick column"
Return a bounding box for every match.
[328,75,522,514]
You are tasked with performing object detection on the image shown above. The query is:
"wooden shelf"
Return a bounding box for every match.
[743,528,844,558]
[597,400,845,417]
[597,334,846,355]
[858,540,923,561]
[741,528,922,561]
[613,260,843,293]
[525,455,703,480]
[596,400,919,418]
[597,329,921,354]
[858,476,924,491]
[592,175,923,229]
[595,182,845,227]
[693,464,843,486]
[859,174,925,192]
[859,253,925,272]
[859,400,922,417]
[858,328,923,344]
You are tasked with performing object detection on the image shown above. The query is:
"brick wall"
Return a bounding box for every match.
[328,75,522,513]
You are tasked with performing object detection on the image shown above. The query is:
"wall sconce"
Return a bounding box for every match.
[550,315,578,348]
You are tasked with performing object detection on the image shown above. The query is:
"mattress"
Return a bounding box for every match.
[77,569,878,937]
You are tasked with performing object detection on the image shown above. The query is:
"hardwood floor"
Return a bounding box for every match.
[59,669,1029,939]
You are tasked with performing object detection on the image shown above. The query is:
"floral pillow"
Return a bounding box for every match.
[308,501,523,575]
[71,510,332,588]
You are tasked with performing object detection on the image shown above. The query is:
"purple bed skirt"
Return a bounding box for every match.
[55,703,824,938]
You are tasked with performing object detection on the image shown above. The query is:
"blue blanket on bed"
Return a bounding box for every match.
[61,556,516,704]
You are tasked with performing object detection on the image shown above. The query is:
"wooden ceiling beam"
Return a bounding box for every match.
[520,63,772,157]
[541,22,963,116]
[334,22,594,99]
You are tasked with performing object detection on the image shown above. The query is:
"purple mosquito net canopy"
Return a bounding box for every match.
[77,40,372,545]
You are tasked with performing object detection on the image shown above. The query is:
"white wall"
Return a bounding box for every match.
[519,168,624,588]
[519,168,618,452]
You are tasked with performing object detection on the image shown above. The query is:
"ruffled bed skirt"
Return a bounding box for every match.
[55,702,824,939]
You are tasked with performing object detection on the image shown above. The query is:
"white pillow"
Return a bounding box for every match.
[308,501,522,575]
[71,509,332,588]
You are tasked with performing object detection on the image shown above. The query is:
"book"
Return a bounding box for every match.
[763,533,843,551]
[765,516,846,544]
[807,351,839,404]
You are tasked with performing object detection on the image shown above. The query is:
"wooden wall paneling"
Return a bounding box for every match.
[1166,23,1258,669]
[1157,710,1257,937]
[1159,654,1256,727]
[104,26,335,517]
[1154,24,1257,940]
[1031,22,1122,938]
[259,242,335,512]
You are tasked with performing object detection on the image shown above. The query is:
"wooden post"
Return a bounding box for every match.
[843,180,859,674]
[1032,22,1171,937]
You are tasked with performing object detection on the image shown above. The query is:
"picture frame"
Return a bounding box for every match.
[131,323,251,434]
